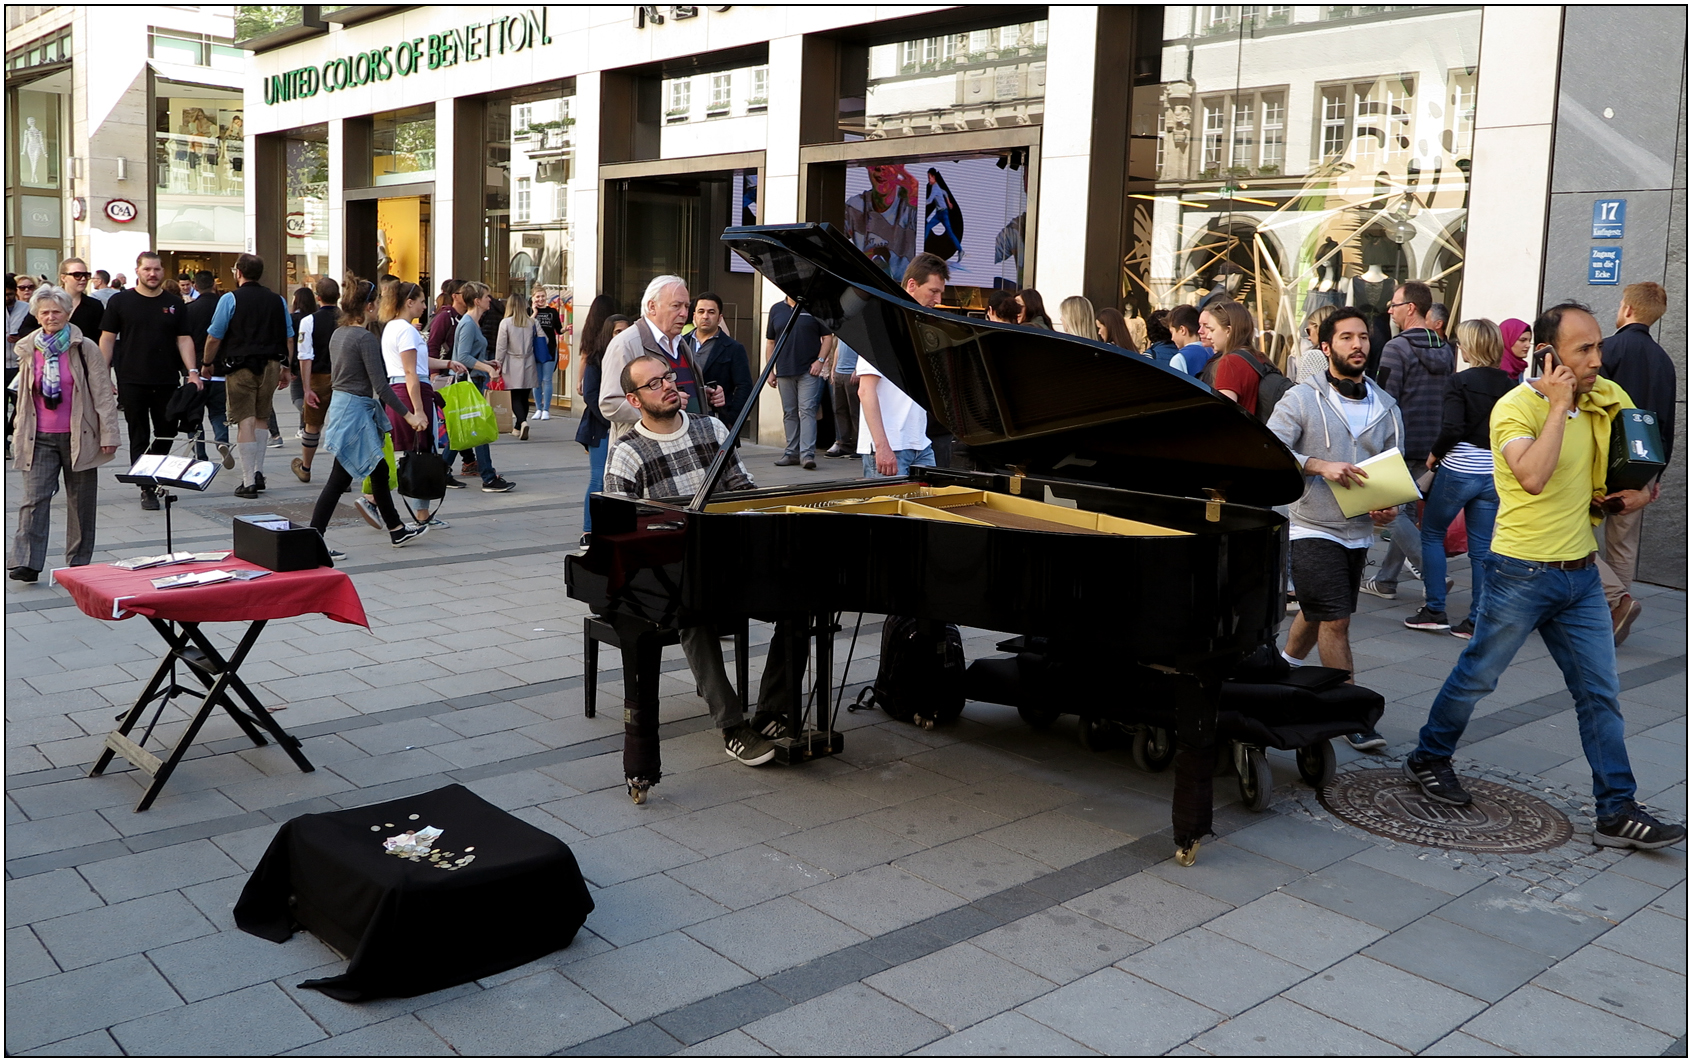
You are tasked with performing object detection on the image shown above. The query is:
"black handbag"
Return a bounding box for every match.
[396,438,449,501]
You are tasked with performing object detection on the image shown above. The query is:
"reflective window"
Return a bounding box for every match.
[662,62,770,125]
[842,19,1048,141]
[283,125,329,291]
[371,107,435,185]
[155,95,244,199]
[12,88,60,189]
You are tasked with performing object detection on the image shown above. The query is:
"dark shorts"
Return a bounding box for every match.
[1290,537,1369,622]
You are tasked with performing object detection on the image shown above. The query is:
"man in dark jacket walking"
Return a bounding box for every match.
[1598,281,1675,642]
[686,292,752,429]
[1362,279,1456,601]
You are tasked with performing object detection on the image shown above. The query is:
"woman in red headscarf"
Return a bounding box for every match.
[1497,318,1532,380]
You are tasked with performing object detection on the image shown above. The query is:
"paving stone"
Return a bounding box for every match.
[765,814,924,876]
[1652,880,1687,917]
[741,982,946,1056]
[742,779,885,829]
[1533,942,1687,1036]
[650,981,791,1045]
[146,922,340,1003]
[1607,847,1689,889]
[1189,996,1408,1055]
[5,810,122,858]
[1205,891,1386,972]
[414,968,624,1053]
[1144,840,1304,906]
[1344,844,1500,895]
[582,872,729,948]
[6,773,148,820]
[892,834,1052,901]
[4,867,106,929]
[675,1028,778,1056]
[647,800,799,858]
[865,941,1056,1031]
[33,891,218,971]
[539,786,690,837]
[563,930,755,1023]
[1283,953,1487,1051]
[283,1015,457,1056]
[1362,915,1553,1002]
[338,717,460,755]
[1017,965,1222,1055]
[1419,1030,1518,1055]
[911,1010,1100,1056]
[972,907,1146,985]
[859,793,1013,849]
[976,809,1134,871]
[6,926,59,986]
[1065,873,1233,944]
[2,953,184,1054]
[1460,983,1674,1056]
[76,838,243,905]
[1282,856,1455,931]
[683,895,868,977]
[946,777,1079,820]
[798,863,968,937]
[1436,878,1611,959]
[16,1028,124,1057]
[109,981,325,1056]
[1118,926,1312,1016]
[667,843,834,910]
[571,825,706,887]
[653,760,782,812]
[427,729,550,769]
[827,760,962,804]
[1222,812,1374,871]
[1594,907,1687,974]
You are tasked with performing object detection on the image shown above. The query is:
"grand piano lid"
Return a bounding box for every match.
[723,223,1307,508]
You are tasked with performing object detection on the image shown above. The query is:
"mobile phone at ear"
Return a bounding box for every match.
[1527,344,1559,381]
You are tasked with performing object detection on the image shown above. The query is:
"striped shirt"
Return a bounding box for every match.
[1440,441,1494,475]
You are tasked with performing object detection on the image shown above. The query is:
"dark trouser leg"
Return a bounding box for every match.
[10,433,67,571]
[617,619,664,786]
[310,461,355,532]
[366,458,403,528]
[63,460,99,566]
[511,388,531,426]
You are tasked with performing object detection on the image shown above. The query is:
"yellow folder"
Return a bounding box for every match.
[1328,447,1424,518]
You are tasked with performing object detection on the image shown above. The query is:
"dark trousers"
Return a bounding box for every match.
[511,388,532,427]
[10,432,99,570]
[310,457,402,533]
[830,372,858,451]
[118,381,178,482]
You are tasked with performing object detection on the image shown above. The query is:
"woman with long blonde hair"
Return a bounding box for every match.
[1057,295,1096,339]
[497,288,540,439]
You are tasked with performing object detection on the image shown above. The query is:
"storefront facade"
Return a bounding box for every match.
[242,5,1681,456]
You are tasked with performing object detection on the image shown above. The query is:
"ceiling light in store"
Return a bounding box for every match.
[1129,194,1213,209]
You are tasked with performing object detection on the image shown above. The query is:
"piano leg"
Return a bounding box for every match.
[767,614,844,766]
[615,617,664,803]
[1171,673,1222,865]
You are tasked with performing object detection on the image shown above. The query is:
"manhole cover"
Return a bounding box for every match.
[1318,769,1573,854]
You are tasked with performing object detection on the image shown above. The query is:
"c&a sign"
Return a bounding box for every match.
[263,8,554,105]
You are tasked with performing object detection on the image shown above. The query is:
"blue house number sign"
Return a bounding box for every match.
[1592,199,1627,239]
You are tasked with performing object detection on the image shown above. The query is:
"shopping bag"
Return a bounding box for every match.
[534,332,553,366]
[487,388,514,434]
[361,433,398,495]
[440,380,498,451]
[1445,511,1468,557]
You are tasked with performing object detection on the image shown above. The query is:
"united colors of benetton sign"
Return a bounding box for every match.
[263,9,554,105]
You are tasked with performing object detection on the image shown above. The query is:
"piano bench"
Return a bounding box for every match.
[581,616,748,720]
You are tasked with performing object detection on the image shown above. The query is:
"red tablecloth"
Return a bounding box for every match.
[54,561,368,626]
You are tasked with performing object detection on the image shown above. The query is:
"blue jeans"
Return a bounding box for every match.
[582,438,607,531]
[1419,468,1498,619]
[193,380,230,461]
[535,362,555,415]
[1376,507,1424,586]
[1415,555,1636,820]
[862,445,936,479]
[777,373,824,459]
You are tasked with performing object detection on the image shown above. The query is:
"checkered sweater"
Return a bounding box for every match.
[604,413,754,500]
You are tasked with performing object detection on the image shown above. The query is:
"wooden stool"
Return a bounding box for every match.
[582,616,749,718]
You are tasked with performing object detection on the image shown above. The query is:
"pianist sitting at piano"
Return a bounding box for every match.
[603,352,801,771]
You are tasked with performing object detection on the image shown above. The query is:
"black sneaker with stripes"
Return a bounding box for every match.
[1402,752,1473,806]
[1595,804,1687,850]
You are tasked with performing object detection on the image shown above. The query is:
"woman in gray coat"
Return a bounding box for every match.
[495,291,540,440]
[9,284,122,582]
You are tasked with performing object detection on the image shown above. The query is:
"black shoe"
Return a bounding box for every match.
[444,476,467,489]
[1595,804,1688,850]
[234,482,260,499]
[1403,752,1473,806]
[773,455,800,467]
[8,566,39,583]
[1346,730,1388,752]
[1449,618,1475,640]
[481,476,515,493]
[578,532,592,549]
[140,489,161,511]
[1404,607,1450,631]
[751,710,791,741]
[253,471,266,492]
[389,524,429,548]
[724,722,777,766]
[802,458,817,470]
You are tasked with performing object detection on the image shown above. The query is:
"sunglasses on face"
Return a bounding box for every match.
[62,271,90,281]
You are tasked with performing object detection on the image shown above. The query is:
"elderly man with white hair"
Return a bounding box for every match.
[598,275,705,445]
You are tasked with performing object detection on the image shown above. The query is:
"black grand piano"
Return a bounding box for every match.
[567,223,1306,862]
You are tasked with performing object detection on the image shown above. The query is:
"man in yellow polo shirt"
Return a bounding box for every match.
[1403,302,1684,849]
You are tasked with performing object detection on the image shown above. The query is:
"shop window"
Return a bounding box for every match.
[485,85,575,304]
[156,95,244,199]
[848,19,1047,140]
[6,27,70,71]
[1318,75,1414,169]
[149,27,241,68]
[282,124,329,291]
[515,178,531,223]
[12,88,61,189]
[372,107,435,185]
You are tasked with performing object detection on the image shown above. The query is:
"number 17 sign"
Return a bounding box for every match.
[1593,199,1627,239]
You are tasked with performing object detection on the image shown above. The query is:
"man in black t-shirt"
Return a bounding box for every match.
[764,296,834,469]
[98,252,200,510]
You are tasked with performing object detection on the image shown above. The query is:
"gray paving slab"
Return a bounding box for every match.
[109,981,325,1056]
[1553,865,1668,922]
[1222,811,1375,871]
[911,1010,1100,1056]
[584,871,730,947]
[1144,839,1304,906]
[414,967,626,1054]
[1204,891,1387,972]
[15,1029,125,1057]
[972,907,1147,985]
[570,824,707,886]
[1017,965,1223,1055]
[1282,953,1487,1051]
[683,895,868,977]
[1065,872,1234,944]
[741,982,946,1056]
[75,838,244,905]
[562,930,755,1024]
[1282,855,1457,931]
[1420,1029,1518,1055]
[1654,879,1687,916]
[539,785,691,837]
[1362,915,1555,1002]
[1533,941,1688,1036]
[797,863,967,937]
[4,867,106,928]
[5,810,122,858]
[646,800,799,857]
[674,1028,778,1055]
[865,941,1057,1031]
[976,808,1135,869]
[1436,877,1613,959]
[145,922,340,1003]
[277,964,482,1035]
[5,927,59,986]
[666,843,834,910]
[1118,926,1313,1017]
[764,814,925,876]
[1189,996,1409,1055]
[282,1014,457,1056]
[653,760,782,812]
[892,834,1052,900]
[1344,843,1500,895]
[1594,906,1688,974]
[1460,983,1675,1055]
[32,890,218,971]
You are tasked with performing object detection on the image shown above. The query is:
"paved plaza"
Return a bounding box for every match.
[4,416,1686,1056]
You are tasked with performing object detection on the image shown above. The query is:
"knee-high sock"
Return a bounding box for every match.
[252,428,269,474]
[237,441,261,486]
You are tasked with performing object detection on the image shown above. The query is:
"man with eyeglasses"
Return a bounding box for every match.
[57,258,107,339]
[603,352,801,795]
[1360,279,1455,610]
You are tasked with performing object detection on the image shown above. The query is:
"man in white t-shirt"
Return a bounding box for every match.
[856,253,948,477]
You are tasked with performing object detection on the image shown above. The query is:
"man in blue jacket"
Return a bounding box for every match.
[686,291,752,432]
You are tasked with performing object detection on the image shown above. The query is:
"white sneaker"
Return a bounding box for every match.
[538,410,551,420]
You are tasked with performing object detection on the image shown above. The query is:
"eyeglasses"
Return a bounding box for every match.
[62,271,90,281]
[15,284,36,293]
[1386,301,1409,311]
[631,371,678,393]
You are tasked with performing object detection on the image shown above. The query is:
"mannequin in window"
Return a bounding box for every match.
[1198,267,1243,311]
[1345,264,1396,377]
[21,117,45,183]
[1302,264,1345,315]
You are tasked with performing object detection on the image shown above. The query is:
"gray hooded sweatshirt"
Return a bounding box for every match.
[1264,373,1406,542]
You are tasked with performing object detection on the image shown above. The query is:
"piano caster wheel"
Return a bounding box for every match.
[628,783,650,805]
[1175,841,1200,867]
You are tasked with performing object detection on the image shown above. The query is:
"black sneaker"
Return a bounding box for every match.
[234,482,260,499]
[8,566,39,583]
[724,723,777,766]
[389,524,429,548]
[1404,607,1450,631]
[254,471,267,492]
[1403,752,1473,806]
[482,477,515,493]
[140,489,161,511]
[1450,618,1475,640]
[444,475,467,489]
[751,710,791,741]
[1595,804,1687,850]
[1346,730,1388,752]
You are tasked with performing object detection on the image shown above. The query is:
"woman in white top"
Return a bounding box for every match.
[495,290,540,440]
[377,279,459,525]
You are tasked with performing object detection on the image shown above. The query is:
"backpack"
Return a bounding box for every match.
[1237,350,1295,424]
[854,616,965,728]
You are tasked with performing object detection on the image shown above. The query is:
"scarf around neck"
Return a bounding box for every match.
[35,326,71,408]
